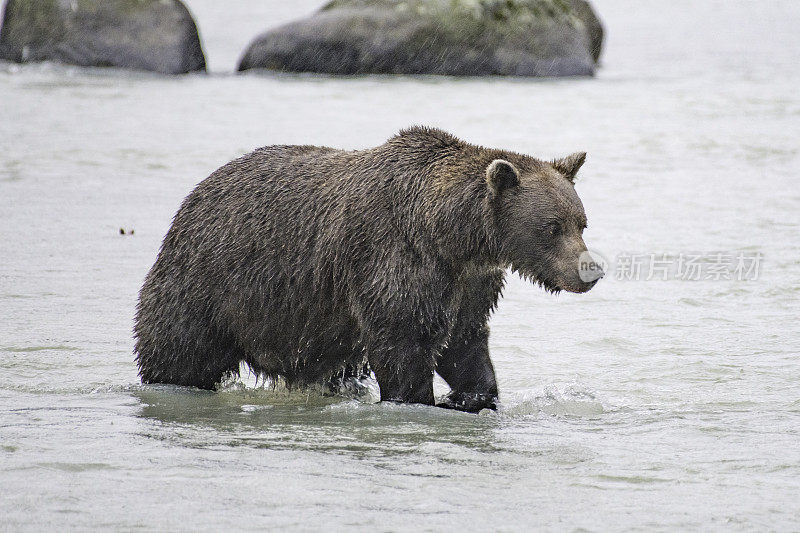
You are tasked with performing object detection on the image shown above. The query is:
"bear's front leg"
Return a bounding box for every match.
[354,250,451,407]
[368,336,436,406]
[436,325,498,413]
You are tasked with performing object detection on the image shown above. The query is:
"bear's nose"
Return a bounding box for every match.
[587,267,604,282]
[577,250,606,284]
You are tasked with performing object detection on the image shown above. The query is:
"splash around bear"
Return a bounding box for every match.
[134,127,602,412]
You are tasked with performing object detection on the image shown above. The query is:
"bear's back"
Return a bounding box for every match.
[160,143,398,304]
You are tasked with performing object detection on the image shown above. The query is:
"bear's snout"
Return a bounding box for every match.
[582,264,605,283]
[551,247,605,293]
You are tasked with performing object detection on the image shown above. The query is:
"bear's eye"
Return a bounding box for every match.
[547,222,562,236]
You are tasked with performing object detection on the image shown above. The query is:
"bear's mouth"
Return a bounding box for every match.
[509,262,562,294]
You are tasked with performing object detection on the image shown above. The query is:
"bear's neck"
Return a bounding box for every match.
[377,152,502,270]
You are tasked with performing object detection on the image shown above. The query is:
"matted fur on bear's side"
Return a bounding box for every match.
[134,126,601,412]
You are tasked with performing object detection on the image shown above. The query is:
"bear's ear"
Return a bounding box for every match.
[486,159,520,198]
[553,152,587,182]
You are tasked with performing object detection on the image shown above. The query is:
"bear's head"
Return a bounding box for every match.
[486,153,602,294]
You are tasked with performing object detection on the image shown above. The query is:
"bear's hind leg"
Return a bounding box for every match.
[136,324,243,391]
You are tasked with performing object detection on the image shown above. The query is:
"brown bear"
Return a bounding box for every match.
[134,127,602,412]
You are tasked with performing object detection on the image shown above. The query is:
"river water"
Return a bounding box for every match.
[1,1,799,530]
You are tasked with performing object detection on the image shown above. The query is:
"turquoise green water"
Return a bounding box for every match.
[1,1,799,530]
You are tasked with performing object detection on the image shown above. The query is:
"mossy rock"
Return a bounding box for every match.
[0,0,206,74]
[238,0,603,77]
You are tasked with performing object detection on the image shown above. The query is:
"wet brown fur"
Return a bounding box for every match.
[134,126,597,412]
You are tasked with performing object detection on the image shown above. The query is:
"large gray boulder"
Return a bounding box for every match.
[238,0,603,77]
[0,0,206,74]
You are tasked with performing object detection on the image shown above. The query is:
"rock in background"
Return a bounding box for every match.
[238,0,603,77]
[0,0,206,74]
